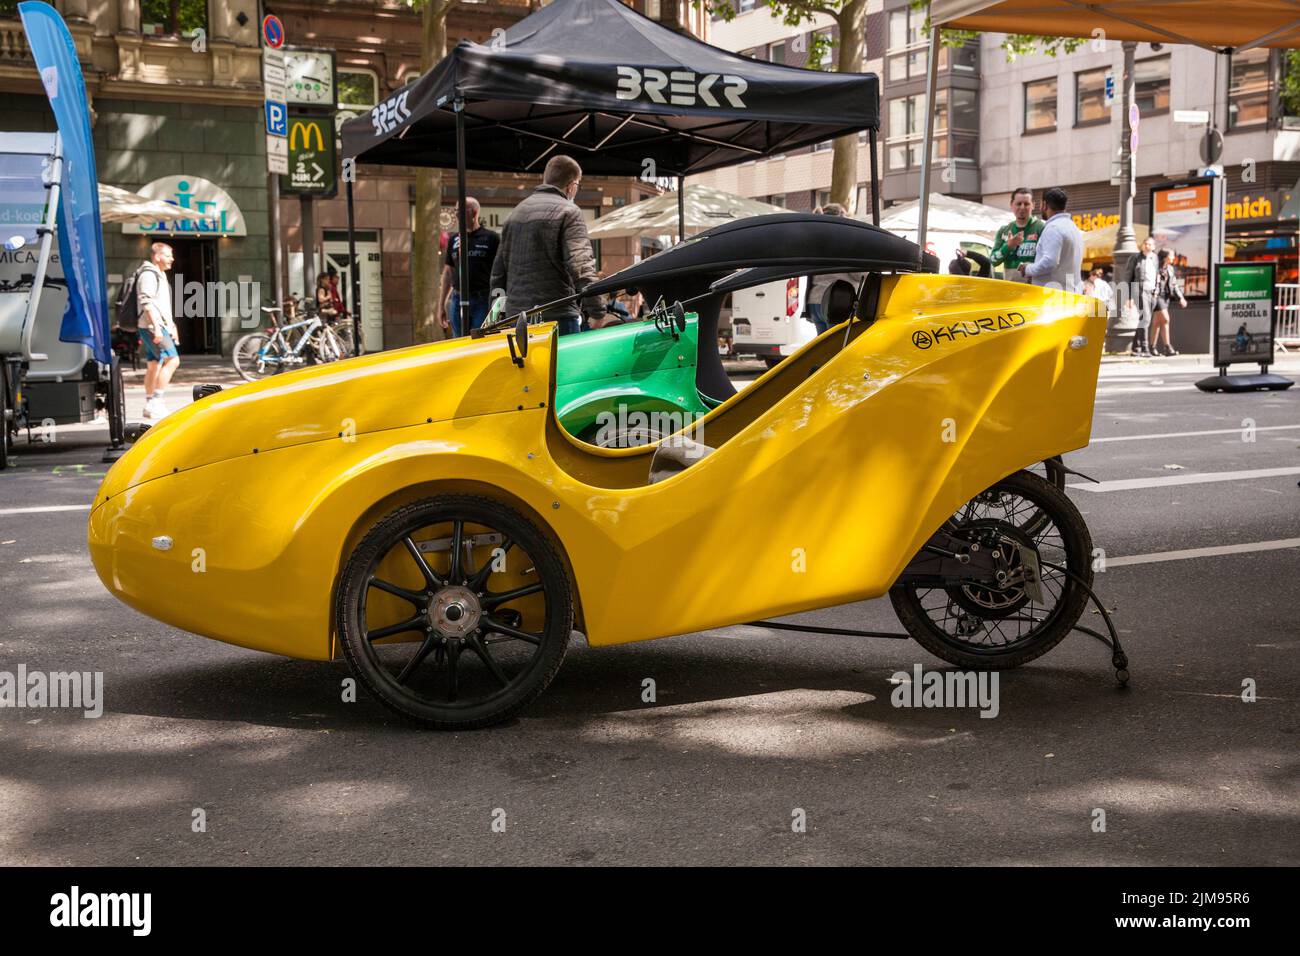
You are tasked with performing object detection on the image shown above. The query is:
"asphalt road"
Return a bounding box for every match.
[1,353,1297,866]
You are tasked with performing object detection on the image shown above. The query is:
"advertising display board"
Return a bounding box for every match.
[1213,262,1275,366]
[1150,176,1224,300]
[279,114,337,198]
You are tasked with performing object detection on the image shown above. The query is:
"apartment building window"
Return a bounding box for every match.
[886,89,975,170]
[939,44,978,74]
[818,30,833,69]
[887,5,926,81]
[1024,77,1058,132]
[338,70,380,112]
[856,184,869,216]
[767,193,786,208]
[1135,56,1171,114]
[1229,49,1271,129]
[738,0,757,11]
[769,40,785,65]
[814,139,833,152]
[141,0,208,37]
[1076,67,1108,125]
[888,7,924,50]
[887,8,976,80]
[815,189,831,209]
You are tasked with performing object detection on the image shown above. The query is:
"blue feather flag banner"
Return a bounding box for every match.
[18,1,111,365]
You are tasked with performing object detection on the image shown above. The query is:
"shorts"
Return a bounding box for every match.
[139,329,178,362]
[1154,296,1171,312]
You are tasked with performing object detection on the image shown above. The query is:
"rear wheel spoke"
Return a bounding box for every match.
[482,582,544,610]
[403,536,445,589]
[483,617,542,646]
[467,537,513,591]
[446,639,462,701]
[367,616,424,642]
[396,633,439,685]
[368,576,424,605]
[448,520,464,583]
[467,634,510,687]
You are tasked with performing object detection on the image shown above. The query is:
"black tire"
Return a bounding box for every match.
[232,332,283,381]
[336,495,573,729]
[0,361,11,471]
[107,355,126,446]
[890,469,1093,670]
[762,355,782,369]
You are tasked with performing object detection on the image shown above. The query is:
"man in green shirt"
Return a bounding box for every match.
[990,187,1045,281]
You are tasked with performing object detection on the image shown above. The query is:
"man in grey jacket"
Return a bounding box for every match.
[489,155,602,335]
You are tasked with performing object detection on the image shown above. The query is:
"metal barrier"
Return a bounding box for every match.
[1277,283,1300,352]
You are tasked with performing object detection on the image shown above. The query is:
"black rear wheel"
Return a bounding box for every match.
[890,469,1093,669]
[0,360,11,470]
[336,495,572,729]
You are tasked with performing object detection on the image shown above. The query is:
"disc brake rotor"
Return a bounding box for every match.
[945,519,1040,620]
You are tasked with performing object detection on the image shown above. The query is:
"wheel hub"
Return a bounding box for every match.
[429,585,482,638]
[946,519,1037,619]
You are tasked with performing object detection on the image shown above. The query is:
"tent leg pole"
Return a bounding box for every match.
[346,176,362,355]
[455,97,470,336]
[868,127,881,226]
[678,175,685,244]
[916,24,941,254]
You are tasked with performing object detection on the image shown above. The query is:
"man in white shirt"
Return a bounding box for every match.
[1019,187,1084,294]
[134,242,179,418]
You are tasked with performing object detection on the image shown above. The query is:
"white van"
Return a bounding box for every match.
[729,275,812,368]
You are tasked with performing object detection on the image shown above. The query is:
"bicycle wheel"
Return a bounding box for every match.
[890,469,1093,670]
[232,332,284,381]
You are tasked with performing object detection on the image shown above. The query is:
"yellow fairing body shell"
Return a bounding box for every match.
[89,275,1104,660]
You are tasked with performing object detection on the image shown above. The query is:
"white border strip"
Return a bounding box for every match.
[1092,424,1300,443]
[1070,467,1300,492]
[0,504,91,516]
[1108,538,1300,567]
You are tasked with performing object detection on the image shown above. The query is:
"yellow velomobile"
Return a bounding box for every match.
[89,215,1111,728]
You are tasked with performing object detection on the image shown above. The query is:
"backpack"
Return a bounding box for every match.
[114,263,150,332]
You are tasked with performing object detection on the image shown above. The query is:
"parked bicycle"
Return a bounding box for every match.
[231,301,349,381]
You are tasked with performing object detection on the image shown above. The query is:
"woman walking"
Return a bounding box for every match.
[1149,250,1186,356]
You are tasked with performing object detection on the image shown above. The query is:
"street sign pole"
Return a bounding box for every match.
[301,193,316,299]
[262,15,288,317]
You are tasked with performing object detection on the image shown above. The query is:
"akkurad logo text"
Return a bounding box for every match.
[912,312,1025,350]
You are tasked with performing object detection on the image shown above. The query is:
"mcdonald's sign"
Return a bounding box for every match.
[280,113,337,198]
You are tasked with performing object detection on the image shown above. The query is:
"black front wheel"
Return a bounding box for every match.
[336,495,573,729]
[890,469,1093,670]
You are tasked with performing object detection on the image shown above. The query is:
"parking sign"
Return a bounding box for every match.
[265,100,288,138]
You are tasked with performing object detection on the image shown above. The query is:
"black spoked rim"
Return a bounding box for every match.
[910,485,1073,654]
[353,512,553,712]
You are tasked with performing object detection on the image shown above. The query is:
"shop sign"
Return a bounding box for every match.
[121,176,247,236]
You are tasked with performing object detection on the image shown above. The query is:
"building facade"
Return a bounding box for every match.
[693,0,885,215]
[696,2,1300,294]
[979,36,1300,286]
[1,0,270,356]
[1,0,689,355]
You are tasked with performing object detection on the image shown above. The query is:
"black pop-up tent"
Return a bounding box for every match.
[340,0,882,340]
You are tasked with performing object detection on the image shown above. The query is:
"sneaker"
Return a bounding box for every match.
[150,398,170,418]
[141,399,155,419]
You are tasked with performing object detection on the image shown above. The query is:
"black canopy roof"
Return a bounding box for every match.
[341,0,880,177]
[585,214,932,297]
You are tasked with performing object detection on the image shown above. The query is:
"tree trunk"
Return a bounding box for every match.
[412,3,450,343]
[830,0,868,213]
